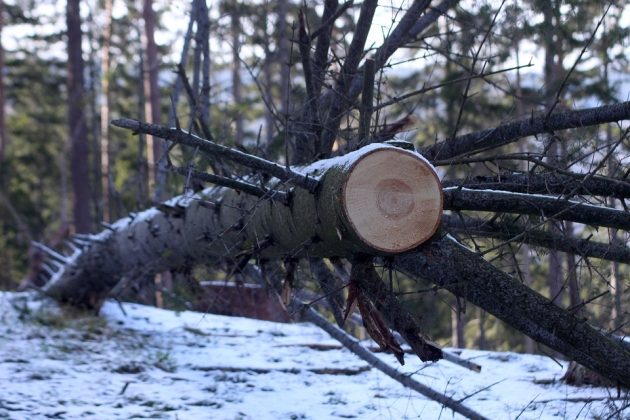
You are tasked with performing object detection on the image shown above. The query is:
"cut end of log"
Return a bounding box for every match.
[342,147,442,253]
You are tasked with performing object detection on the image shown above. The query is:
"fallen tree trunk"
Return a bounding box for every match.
[44,144,443,307]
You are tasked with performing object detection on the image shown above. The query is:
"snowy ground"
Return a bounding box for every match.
[0,291,627,419]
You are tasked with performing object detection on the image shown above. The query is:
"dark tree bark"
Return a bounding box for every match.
[39,0,630,393]
[143,0,163,201]
[100,0,113,222]
[393,237,630,387]
[67,0,91,233]
[231,7,243,145]
[0,0,6,165]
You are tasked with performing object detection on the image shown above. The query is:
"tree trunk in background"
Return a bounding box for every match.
[277,0,289,139]
[477,308,486,350]
[451,299,465,348]
[86,13,102,225]
[602,32,623,331]
[67,0,91,233]
[0,0,6,166]
[136,49,149,209]
[142,0,162,201]
[263,8,274,147]
[542,1,563,305]
[515,41,535,353]
[100,0,114,222]
[564,220,580,309]
[231,8,243,145]
[199,0,210,133]
[443,47,467,345]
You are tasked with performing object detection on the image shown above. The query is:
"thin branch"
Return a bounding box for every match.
[291,300,488,420]
[111,118,319,192]
[169,165,289,203]
[442,172,630,200]
[175,63,212,140]
[309,0,351,43]
[374,62,532,112]
[546,3,612,117]
[443,214,630,265]
[423,101,630,161]
[449,0,505,142]
[31,242,69,264]
[443,187,630,231]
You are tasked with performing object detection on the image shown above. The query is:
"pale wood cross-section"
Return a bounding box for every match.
[343,148,443,253]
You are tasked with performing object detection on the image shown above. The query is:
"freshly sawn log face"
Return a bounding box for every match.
[44,144,443,307]
[342,148,442,253]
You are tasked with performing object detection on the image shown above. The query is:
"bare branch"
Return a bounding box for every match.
[291,300,488,420]
[111,118,319,192]
[318,0,378,161]
[443,187,630,231]
[424,101,630,161]
[443,214,630,265]
[357,58,375,147]
[297,8,322,158]
[169,165,289,203]
[442,172,630,200]
[311,0,343,96]
[373,62,533,112]
[351,257,443,362]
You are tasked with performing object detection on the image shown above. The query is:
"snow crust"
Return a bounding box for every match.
[0,291,627,419]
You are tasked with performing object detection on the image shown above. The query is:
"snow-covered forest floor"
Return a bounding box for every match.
[0,291,628,419]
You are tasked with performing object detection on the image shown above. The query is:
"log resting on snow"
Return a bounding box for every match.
[44,144,443,308]
[393,237,630,388]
